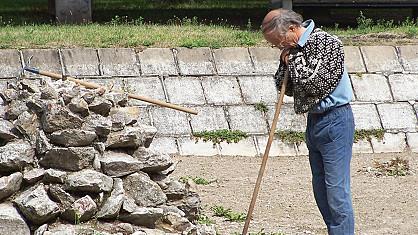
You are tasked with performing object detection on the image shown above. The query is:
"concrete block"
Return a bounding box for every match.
[175,47,215,75]
[249,47,281,75]
[256,136,297,156]
[0,49,21,78]
[227,105,268,134]
[53,0,92,23]
[151,107,190,136]
[296,142,309,156]
[164,77,205,105]
[398,45,418,72]
[138,48,177,75]
[371,132,406,153]
[148,137,178,154]
[98,48,140,76]
[344,46,366,73]
[351,74,392,102]
[377,103,417,132]
[178,137,219,156]
[201,77,242,105]
[22,49,62,77]
[83,78,124,91]
[360,46,402,73]
[213,48,254,75]
[238,76,277,104]
[190,106,228,133]
[406,133,418,152]
[414,103,418,116]
[125,77,166,106]
[266,104,306,132]
[351,104,382,130]
[61,48,99,76]
[219,137,257,156]
[136,107,151,126]
[352,139,373,154]
[388,74,418,101]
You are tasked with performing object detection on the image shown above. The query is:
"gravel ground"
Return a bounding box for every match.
[171,152,418,235]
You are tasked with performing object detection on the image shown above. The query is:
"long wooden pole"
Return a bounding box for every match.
[24,68,198,115]
[242,71,289,234]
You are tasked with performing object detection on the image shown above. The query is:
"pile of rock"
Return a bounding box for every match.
[0,77,214,234]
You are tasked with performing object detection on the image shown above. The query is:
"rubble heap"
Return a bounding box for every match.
[0,77,213,234]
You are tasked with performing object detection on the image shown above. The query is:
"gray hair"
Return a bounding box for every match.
[262,9,303,36]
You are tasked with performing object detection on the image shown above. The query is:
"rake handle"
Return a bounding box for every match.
[24,68,198,115]
[242,70,289,235]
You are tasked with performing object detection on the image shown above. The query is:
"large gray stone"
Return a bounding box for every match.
[48,184,75,208]
[119,197,164,228]
[0,172,22,201]
[5,100,28,120]
[0,203,30,235]
[43,169,67,184]
[388,74,418,101]
[36,130,52,155]
[13,184,60,225]
[164,77,206,105]
[22,49,62,77]
[65,169,113,193]
[360,46,402,73]
[109,107,140,126]
[0,120,17,141]
[266,104,306,132]
[201,76,243,105]
[0,140,35,175]
[0,50,22,78]
[138,48,177,75]
[82,113,112,137]
[23,168,45,185]
[14,111,39,142]
[167,192,200,221]
[68,97,89,117]
[61,48,100,76]
[157,212,195,233]
[99,151,141,177]
[398,45,418,72]
[351,104,382,130]
[103,92,128,107]
[96,178,125,219]
[351,74,392,102]
[125,77,166,106]
[88,96,113,116]
[61,195,97,223]
[249,47,280,75]
[98,48,140,76]
[377,103,417,132]
[344,46,366,73]
[227,105,268,134]
[132,147,173,173]
[189,106,229,133]
[40,147,97,171]
[41,104,83,133]
[238,76,278,104]
[175,47,215,75]
[123,172,167,207]
[151,108,190,135]
[106,126,156,149]
[213,48,254,75]
[49,129,97,147]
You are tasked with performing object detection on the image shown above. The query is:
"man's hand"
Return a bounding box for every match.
[280,47,292,65]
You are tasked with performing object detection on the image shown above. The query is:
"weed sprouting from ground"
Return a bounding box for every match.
[196,213,215,225]
[211,205,246,222]
[179,176,213,185]
[193,129,248,145]
[374,157,411,177]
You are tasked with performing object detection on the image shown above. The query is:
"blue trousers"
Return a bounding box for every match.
[306,104,355,235]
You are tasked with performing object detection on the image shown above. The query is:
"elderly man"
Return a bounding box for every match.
[262,9,355,235]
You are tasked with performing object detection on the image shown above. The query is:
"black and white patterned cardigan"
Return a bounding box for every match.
[274,28,345,114]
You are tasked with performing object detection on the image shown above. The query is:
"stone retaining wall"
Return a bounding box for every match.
[0,46,417,156]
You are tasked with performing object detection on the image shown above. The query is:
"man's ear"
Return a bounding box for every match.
[289,25,296,32]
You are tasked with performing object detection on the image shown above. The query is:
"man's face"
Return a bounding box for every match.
[263,28,298,50]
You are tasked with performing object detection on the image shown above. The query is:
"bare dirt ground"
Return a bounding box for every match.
[171,152,418,235]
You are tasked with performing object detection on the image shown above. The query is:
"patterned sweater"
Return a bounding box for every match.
[274,28,345,114]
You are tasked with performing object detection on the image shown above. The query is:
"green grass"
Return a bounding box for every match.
[196,214,215,225]
[276,130,305,145]
[211,205,246,222]
[193,129,249,145]
[179,176,213,185]
[354,129,385,143]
